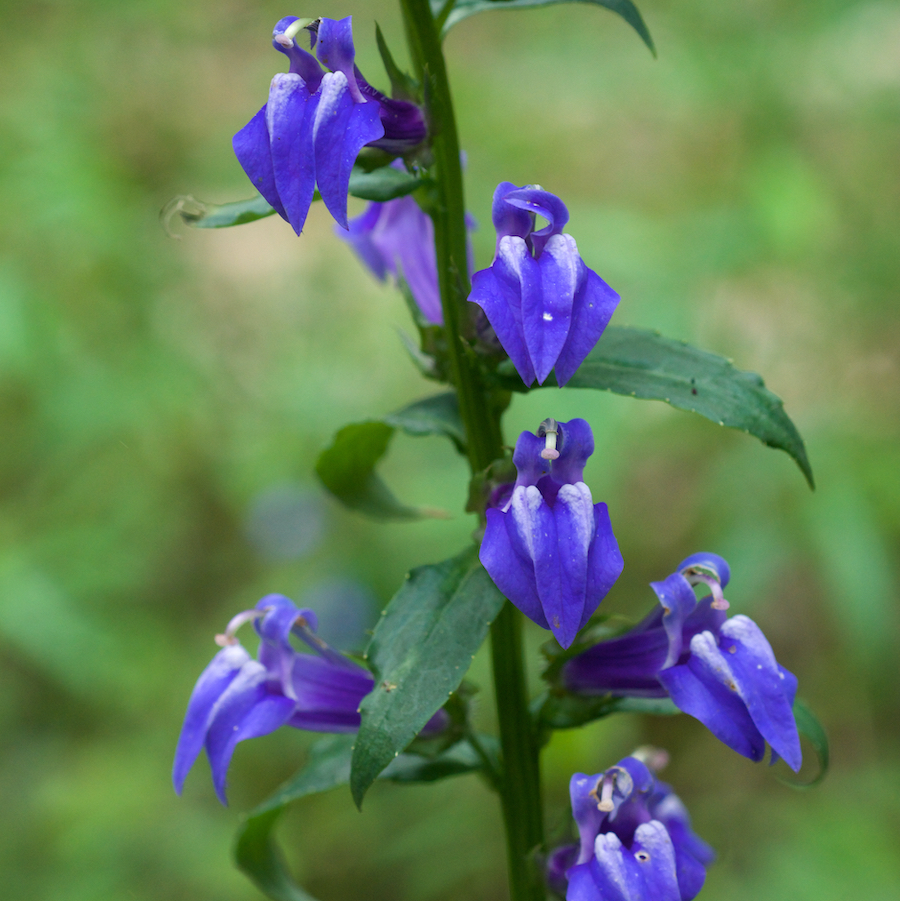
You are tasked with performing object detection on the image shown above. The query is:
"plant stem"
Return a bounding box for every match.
[490,603,546,901]
[399,0,502,473]
[399,4,545,898]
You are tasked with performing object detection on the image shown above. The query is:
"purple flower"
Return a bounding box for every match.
[468,183,619,387]
[480,418,623,649]
[173,594,373,803]
[233,16,426,236]
[552,754,714,901]
[562,553,802,771]
[339,188,443,325]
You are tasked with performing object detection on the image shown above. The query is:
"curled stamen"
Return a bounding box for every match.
[538,418,560,460]
[682,567,730,611]
[274,17,314,48]
[214,608,267,646]
[596,772,616,812]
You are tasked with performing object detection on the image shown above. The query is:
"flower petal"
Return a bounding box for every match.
[582,501,625,623]
[312,72,384,229]
[718,616,802,771]
[172,643,251,794]
[677,552,731,588]
[659,631,767,762]
[266,73,318,235]
[554,265,620,387]
[288,653,373,732]
[649,573,698,669]
[525,233,579,385]
[550,482,595,648]
[630,821,681,901]
[370,197,442,325]
[550,418,595,485]
[480,499,549,629]
[469,239,536,386]
[491,181,534,243]
[233,105,286,221]
[204,660,295,804]
[315,17,363,101]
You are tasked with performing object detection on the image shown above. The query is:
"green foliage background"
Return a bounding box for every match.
[1,0,898,898]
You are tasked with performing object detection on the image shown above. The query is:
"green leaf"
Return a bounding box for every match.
[375,23,420,101]
[163,193,277,230]
[316,395,465,521]
[495,326,814,489]
[236,734,486,901]
[438,0,655,56]
[347,165,431,202]
[384,391,466,452]
[780,698,829,788]
[163,166,428,233]
[315,421,427,521]
[382,738,488,783]
[235,734,354,901]
[350,546,506,807]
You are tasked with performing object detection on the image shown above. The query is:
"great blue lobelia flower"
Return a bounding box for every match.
[173,593,375,803]
[551,753,714,901]
[562,553,802,771]
[468,183,620,387]
[338,183,440,325]
[337,175,478,326]
[480,418,623,649]
[233,16,427,236]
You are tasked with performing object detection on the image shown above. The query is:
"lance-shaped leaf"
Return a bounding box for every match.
[350,546,506,807]
[436,0,655,55]
[315,394,465,521]
[163,167,429,231]
[236,734,486,901]
[383,391,466,452]
[347,164,432,202]
[162,193,277,230]
[493,326,814,489]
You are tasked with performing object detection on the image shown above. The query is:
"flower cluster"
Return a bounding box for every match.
[173,594,374,803]
[548,753,714,901]
[562,553,802,770]
[469,183,620,387]
[480,418,623,648]
[234,16,426,235]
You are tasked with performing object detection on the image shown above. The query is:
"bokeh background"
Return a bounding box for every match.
[1,0,899,898]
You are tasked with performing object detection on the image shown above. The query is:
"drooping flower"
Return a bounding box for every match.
[550,753,714,901]
[480,418,623,649]
[339,188,442,324]
[468,183,620,387]
[173,593,374,803]
[233,16,426,236]
[562,553,802,771]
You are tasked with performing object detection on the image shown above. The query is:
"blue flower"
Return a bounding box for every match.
[233,16,426,235]
[173,594,373,803]
[480,418,623,648]
[468,183,619,387]
[552,754,714,901]
[562,553,802,770]
[339,188,441,325]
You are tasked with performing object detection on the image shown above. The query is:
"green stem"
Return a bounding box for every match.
[490,603,546,901]
[399,3,546,899]
[399,0,502,473]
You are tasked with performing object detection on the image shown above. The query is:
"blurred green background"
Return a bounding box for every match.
[1,0,899,898]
